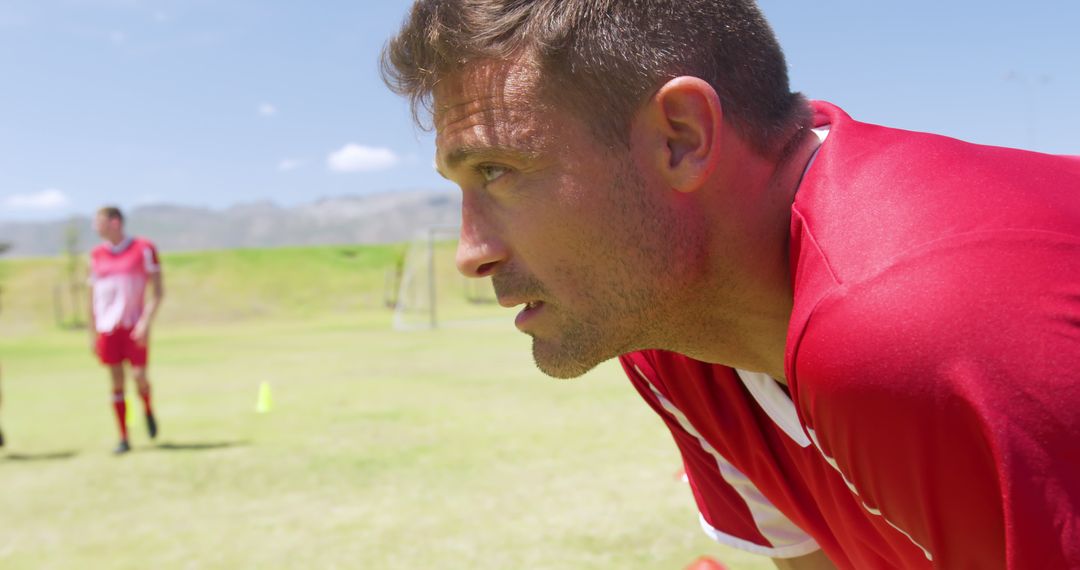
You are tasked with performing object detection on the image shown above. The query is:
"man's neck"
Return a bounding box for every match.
[674,127,823,383]
[758,127,824,382]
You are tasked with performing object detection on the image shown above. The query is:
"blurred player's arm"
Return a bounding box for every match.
[773,550,837,570]
[132,270,163,346]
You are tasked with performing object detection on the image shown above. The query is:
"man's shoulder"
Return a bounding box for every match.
[131,236,157,250]
[88,243,112,264]
[793,104,1080,299]
[793,230,1080,387]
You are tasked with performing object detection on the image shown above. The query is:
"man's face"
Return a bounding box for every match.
[434,61,693,378]
[94,213,119,241]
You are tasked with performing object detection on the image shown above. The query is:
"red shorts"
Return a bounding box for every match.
[96,327,148,366]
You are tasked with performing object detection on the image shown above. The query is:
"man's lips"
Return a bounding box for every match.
[498,297,546,330]
[515,301,544,330]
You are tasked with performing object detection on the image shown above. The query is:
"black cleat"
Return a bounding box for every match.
[0,426,5,448]
[113,439,131,455]
[146,412,158,440]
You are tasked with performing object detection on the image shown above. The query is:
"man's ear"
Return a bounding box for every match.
[632,76,723,193]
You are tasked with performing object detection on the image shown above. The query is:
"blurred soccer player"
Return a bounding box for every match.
[89,206,164,454]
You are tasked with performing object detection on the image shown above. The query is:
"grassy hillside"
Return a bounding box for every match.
[158,245,406,322]
[0,244,412,333]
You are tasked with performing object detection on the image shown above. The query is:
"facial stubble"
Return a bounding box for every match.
[524,165,677,379]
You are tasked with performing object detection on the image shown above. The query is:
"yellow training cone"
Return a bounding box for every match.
[256,382,273,413]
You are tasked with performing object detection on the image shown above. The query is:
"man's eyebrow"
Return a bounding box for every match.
[441,144,541,173]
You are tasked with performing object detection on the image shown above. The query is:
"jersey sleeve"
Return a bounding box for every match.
[791,232,1080,568]
[619,353,820,559]
[142,241,160,273]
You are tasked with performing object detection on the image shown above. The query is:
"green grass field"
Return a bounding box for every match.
[0,245,773,569]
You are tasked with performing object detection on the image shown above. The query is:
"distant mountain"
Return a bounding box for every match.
[0,190,462,257]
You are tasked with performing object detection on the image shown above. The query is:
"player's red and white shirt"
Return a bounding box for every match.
[620,101,1080,568]
[89,236,160,333]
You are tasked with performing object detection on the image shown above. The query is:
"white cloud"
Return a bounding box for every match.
[277,158,306,172]
[258,103,278,117]
[326,144,399,173]
[3,188,71,211]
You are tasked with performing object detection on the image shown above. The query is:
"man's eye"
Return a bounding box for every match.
[478,164,508,183]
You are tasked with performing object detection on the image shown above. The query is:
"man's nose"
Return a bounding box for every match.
[455,196,507,278]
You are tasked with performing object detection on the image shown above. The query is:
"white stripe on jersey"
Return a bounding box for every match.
[734,369,812,447]
[805,427,933,561]
[633,365,820,557]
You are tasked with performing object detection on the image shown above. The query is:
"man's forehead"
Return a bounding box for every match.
[433,59,542,129]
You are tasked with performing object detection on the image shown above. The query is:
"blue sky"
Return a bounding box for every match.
[1,0,1076,221]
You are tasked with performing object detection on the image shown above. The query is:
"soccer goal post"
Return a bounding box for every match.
[392,226,502,331]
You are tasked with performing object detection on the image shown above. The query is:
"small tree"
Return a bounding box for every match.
[55,218,87,329]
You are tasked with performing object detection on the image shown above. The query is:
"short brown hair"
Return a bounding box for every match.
[381,0,809,155]
[97,206,124,223]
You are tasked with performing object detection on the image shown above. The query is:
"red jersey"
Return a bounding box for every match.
[89,236,160,333]
[620,102,1080,568]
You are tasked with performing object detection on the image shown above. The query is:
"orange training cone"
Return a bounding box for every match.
[684,556,728,570]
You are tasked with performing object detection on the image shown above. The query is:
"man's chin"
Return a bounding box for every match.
[531,340,604,379]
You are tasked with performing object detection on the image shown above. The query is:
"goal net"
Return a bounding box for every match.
[391,226,506,331]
